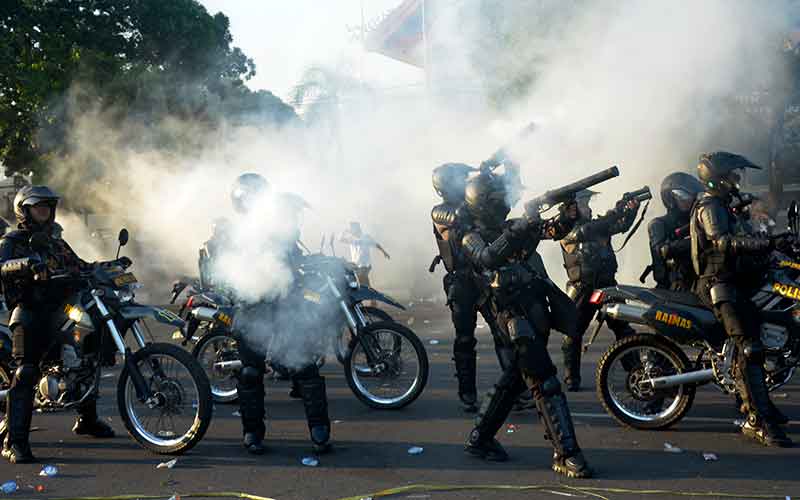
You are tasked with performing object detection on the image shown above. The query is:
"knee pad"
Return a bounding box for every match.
[453,335,477,354]
[8,307,33,332]
[539,375,562,398]
[507,318,536,342]
[12,364,38,389]
[515,337,556,382]
[239,365,263,387]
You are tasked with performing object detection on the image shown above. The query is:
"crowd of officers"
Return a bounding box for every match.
[432,151,793,477]
[0,150,793,475]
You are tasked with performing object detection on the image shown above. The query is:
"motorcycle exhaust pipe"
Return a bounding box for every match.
[605,303,649,324]
[191,306,218,322]
[646,369,714,389]
[213,360,243,371]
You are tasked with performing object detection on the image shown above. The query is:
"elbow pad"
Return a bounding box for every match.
[487,231,514,262]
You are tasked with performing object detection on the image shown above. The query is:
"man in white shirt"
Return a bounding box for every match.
[339,222,390,286]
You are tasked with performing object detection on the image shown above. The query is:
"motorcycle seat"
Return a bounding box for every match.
[611,285,704,308]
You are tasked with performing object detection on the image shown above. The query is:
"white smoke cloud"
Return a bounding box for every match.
[42,1,797,367]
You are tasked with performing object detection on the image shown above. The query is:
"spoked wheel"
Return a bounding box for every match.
[596,334,695,430]
[192,331,240,404]
[118,343,212,454]
[336,306,394,365]
[344,321,428,410]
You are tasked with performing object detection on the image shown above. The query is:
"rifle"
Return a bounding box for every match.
[619,186,653,204]
[524,166,620,214]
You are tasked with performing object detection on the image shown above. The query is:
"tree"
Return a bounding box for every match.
[0,0,296,177]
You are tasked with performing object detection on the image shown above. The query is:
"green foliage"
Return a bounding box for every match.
[0,0,296,177]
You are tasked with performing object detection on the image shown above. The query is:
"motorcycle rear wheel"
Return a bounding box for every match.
[597,334,696,430]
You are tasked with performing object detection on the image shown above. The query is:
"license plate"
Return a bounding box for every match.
[113,273,138,286]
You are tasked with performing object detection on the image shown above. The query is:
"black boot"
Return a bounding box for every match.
[289,380,302,399]
[298,377,332,454]
[73,399,115,438]
[561,338,581,392]
[238,371,266,455]
[453,351,478,413]
[535,377,593,478]
[464,375,520,462]
[2,385,35,464]
[741,415,792,448]
[736,359,793,448]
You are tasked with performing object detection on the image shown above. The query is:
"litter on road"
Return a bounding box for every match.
[39,465,58,477]
[157,458,178,469]
[407,446,424,455]
[663,442,683,453]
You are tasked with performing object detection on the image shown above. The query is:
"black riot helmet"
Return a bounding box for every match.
[13,185,60,229]
[432,163,476,204]
[574,189,597,220]
[697,152,760,197]
[231,173,270,214]
[464,172,510,227]
[660,172,703,214]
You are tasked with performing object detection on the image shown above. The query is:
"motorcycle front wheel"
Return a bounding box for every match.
[192,330,240,404]
[335,306,394,365]
[117,343,213,455]
[344,321,428,410]
[596,334,696,430]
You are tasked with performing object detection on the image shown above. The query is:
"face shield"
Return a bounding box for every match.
[670,188,695,212]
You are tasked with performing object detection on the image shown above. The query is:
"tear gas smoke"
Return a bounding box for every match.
[44,0,796,368]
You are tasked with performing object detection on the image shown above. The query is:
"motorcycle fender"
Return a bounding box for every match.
[119,306,186,328]
[351,286,406,310]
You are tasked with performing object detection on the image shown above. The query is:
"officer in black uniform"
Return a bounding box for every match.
[648,173,704,291]
[691,152,792,447]
[1,186,114,464]
[204,173,331,455]
[460,172,591,478]
[431,163,535,412]
[559,190,640,391]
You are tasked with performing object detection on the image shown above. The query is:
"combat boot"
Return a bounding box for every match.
[73,399,115,438]
[298,376,332,454]
[453,351,478,412]
[535,376,593,478]
[561,338,582,392]
[464,376,520,462]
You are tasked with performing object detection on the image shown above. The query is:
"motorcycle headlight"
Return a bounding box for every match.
[64,304,93,328]
[66,304,83,323]
[114,288,135,303]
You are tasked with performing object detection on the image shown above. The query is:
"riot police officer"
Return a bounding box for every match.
[648,172,704,291]
[691,152,791,447]
[559,190,640,391]
[204,173,331,455]
[460,172,592,478]
[431,163,534,412]
[1,186,114,464]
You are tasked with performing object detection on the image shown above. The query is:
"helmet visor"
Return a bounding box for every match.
[22,197,58,207]
[670,188,695,211]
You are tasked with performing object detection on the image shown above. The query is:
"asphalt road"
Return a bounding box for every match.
[3,301,799,500]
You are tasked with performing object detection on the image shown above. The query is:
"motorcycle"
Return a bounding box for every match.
[589,202,800,430]
[0,230,213,454]
[172,252,428,410]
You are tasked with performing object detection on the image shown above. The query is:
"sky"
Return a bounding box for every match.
[199,0,425,103]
